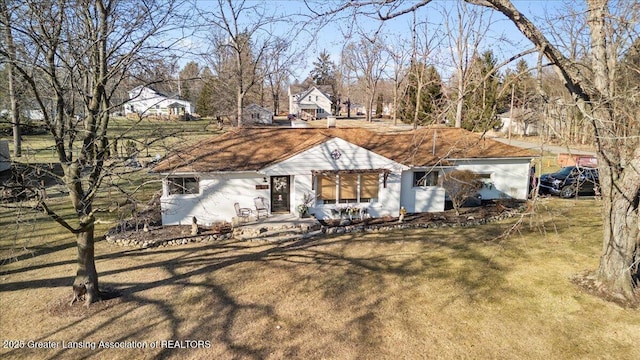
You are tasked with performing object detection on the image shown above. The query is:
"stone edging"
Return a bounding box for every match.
[319,210,521,235]
[105,232,233,248]
[105,210,522,248]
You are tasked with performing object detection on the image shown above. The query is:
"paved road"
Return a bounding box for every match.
[491,137,596,156]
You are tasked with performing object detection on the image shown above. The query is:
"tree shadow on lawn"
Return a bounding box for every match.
[0,223,529,359]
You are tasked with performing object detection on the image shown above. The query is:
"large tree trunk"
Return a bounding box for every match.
[413,79,423,130]
[454,69,464,128]
[366,95,375,122]
[8,70,21,158]
[466,0,639,301]
[1,2,21,157]
[392,84,398,125]
[586,0,639,300]
[72,224,100,306]
[595,146,640,299]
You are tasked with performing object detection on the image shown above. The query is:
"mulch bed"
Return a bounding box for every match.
[318,200,524,228]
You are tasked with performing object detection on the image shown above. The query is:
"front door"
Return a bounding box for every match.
[270,176,290,213]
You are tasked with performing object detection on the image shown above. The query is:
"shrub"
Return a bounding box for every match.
[442,170,482,216]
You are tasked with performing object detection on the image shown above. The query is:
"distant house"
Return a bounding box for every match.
[152,126,536,226]
[0,109,44,121]
[288,86,332,120]
[497,109,539,136]
[242,104,273,125]
[123,86,194,117]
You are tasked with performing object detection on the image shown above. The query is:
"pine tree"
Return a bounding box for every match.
[462,50,501,131]
[399,62,443,126]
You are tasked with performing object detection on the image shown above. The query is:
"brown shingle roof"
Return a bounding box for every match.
[151,127,536,173]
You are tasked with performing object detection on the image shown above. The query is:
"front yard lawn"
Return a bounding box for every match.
[1,198,638,359]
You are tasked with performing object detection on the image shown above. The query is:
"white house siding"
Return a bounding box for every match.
[399,171,446,213]
[125,98,194,116]
[160,172,269,226]
[242,104,273,125]
[449,158,533,200]
[293,88,332,118]
[124,87,194,116]
[262,137,407,219]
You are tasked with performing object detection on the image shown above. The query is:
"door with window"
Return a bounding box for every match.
[270,176,290,213]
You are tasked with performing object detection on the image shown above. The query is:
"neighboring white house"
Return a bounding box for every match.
[242,103,273,125]
[1,109,45,121]
[123,86,194,117]
[152,126,536,226]
[0,140,10,172]
[497,109,539,136]
[288,86,332,120]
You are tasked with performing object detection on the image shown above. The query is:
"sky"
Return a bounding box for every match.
[185,1,577,82]
[273,0,568,81]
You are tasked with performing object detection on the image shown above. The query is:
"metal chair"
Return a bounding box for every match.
[254,197,269,219]
[234,202,252,222]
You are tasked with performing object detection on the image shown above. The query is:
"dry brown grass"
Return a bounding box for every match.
[1,198,639,359]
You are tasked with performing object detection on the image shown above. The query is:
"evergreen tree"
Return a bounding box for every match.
[309,50,340,114]
[462,50,501,131]
[399,62,443,126]
[376,93,383,118]
[196,67,216,117]
[178,61,201,103]
[310,50,336,86]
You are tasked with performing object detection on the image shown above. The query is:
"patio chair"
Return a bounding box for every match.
[254,197,269,219]
[234,202,252,222]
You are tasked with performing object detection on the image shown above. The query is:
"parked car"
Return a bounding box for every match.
[538,166,600,198]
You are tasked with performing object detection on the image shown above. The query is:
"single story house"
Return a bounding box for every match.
[151,126,536,226]
[288,86,332,120]
[243,103,273,125]
[124,86,194,117]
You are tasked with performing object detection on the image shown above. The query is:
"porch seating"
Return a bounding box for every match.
[254,197,269,219]
[234,202,252,222]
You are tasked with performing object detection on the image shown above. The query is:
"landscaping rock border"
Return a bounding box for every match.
[105,208,522,248]
[320,210,521,235]
[105,231,233,248]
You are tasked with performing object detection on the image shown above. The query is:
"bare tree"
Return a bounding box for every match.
[442,170,482,216]
[441,1,493,128]
[263,37,300,116]
[342,36,389,122]
[406,13,445,129]
[198,0,284,126]
[382,33,411,125]
[0,0,21,157]
[1,0,184,305]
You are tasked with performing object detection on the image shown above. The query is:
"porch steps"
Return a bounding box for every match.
[233,222,322,242]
